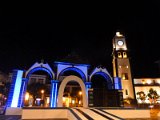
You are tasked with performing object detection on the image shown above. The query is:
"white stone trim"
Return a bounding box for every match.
[57,75,88,107]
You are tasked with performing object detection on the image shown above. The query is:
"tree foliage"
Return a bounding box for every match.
[136,91,146,102]
[147,88,159,104]
[137,88,160,104]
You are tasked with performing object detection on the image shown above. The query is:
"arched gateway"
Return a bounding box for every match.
[6,61,123,109]
[57,75,88,107]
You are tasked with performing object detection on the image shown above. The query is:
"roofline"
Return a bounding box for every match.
[54,61,90,67]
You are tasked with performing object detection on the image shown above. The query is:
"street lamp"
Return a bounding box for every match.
[79,91,82,106]
[41,90,44,99]
[41,90,45,106]
[25,92,29,106]
[25,92,29,101]
[79,91,82,96]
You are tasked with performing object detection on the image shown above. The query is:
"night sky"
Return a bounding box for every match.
[0,1,160,78]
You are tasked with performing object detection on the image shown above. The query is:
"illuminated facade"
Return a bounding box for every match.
[5,32,160,113]
[134,78,160,104]
[6,59,123,108]
[6,32,136,109]
[112,32,135,99]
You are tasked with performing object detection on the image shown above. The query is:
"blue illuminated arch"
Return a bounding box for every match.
[91,72,113,90]
[58,67,87,82]
[26,67,54,79]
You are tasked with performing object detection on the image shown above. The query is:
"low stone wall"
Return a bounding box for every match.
[5,107,22,115]
[6,107,159,119]
[22,108,78,120]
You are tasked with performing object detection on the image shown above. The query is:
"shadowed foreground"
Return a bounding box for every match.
[0,115,68,120]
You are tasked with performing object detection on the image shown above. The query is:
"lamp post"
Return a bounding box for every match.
[25,92,29,106]
[41,90,44,106]
[41,90,44,99]
[79,91,82,106]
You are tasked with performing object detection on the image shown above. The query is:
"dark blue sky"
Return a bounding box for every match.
[0,1,160,77]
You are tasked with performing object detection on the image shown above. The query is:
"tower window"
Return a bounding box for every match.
[118,52,122,58]
[123,52,127,58]
[125,89,128,95]
[122,73,128,80]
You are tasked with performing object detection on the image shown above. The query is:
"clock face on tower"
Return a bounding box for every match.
[117,40,124,46]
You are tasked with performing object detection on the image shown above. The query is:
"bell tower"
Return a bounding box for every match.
[112,32,134,99]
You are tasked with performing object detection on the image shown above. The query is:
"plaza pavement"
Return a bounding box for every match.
[0,115,21,120]
[0,108,159,120]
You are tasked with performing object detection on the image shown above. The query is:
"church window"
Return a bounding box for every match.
[125,89,128,95]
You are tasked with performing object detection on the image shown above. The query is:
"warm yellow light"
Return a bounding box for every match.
[118,52,122,58]
[25,92,29,100]
[146,80,152,84]
[72,100,75,104]
[46,97,50,104]
[79,100,81,104]
[36,98,41,101]
[79,91,82,95]
[157,79,160,84]
[116,32,123,37]
[41,90,44,94]
[123,52,127,58]
[63,97,66,102]
[142,80,145,84]
[122,74,126,80]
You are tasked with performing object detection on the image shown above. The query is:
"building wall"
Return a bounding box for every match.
[117,58,134,99]
[8,73,48,85]
[134,78,160,103]
[28,74,47,85]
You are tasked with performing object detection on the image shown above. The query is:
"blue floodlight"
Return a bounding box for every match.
[58,67,87,82]
[11,70,23,107]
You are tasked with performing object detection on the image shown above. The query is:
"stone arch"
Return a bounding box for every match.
[91,72,113,90]
[58,67,87,82]
[25,62,55,79]
[26,67,54,79]
[20,63,55,107]
[57,75,88,107]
